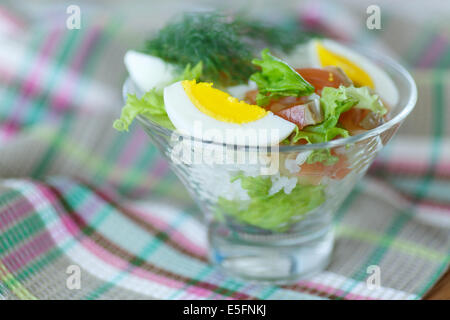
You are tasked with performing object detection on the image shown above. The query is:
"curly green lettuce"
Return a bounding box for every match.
[342,85,387,116]
[306,148,339,166]
[113,90,174,131]
[113,61,202,131]
[295,86,357,143]
[171,61,203,83]
[217,173,325,231]
[250,49,314,106]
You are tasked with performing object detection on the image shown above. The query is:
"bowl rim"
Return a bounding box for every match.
[125,43,417,151]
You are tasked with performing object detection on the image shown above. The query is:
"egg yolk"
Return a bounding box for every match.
[182,80,267,124]
[316,42,374,88]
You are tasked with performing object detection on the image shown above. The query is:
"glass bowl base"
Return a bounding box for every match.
[208,222,334,284]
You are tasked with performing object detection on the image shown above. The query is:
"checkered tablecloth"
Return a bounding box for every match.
[0,0,449,300]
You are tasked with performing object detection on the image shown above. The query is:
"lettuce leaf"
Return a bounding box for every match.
[290,86,356,145]
[172,61,203,83]
[306,149,339,166]
[283,86,356,165]
[218,173,325,231]
[250,49,314,106]
[113,90,175,131]
[343,86,387,115]
[113,61,202,131]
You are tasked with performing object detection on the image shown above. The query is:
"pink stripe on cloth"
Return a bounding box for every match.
[0,7,25,30]
[57,210,200,293]
[1,231,55,273]
[299,3,349,41]
[366,176,450,213]
[52,181,208,264]
[36,183,59,203]
[149,157,170,178]
[1,205,192,296]
[0,122,19,142]
[417,34,448,68]
[48,181,108,223]
[61,178,209,261]
[2,28,63,140]
[50,25,103,112]
[0,197,42,231]
[418,201,450,214]
[184,285,220,298]
[58,211,188,290]
[31,182,217,297]
[15,28,62,100]
[129,268,188,291]
[0,65,14,83]
[51,180,207,260]
[296,280,348,298]
[42,195,188,289]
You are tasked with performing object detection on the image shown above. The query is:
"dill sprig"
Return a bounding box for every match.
[143,12,257,86]
[143,12,319,86]
[234,16,321,53]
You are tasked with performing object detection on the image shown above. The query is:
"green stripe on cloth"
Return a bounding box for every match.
[414,69,448,296]
[0,261,37,300]
[31,17,122,178]
[336,225,448,262]
[23,29,83,125]
[334,187,362,223]
[0,19,122,297]
[92,132,133,185]
[0,189,23,207]
[30,27,98,178]
[10,186,114,292]
[436,44,450,68]
[341,57,446,297]
[116,141,157,195]
[42,182,256,300]
[84,212,190,299]
[0,214,46,251]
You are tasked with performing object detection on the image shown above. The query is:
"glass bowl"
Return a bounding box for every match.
[123,46,417,284]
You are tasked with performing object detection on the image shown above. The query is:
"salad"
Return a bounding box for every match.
[114,13,398,232]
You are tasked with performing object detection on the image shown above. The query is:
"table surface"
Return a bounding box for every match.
[424,269,450,299]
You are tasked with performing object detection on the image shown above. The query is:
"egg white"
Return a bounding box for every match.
[226,80,257,100]
[164,81,296,146]
[124,50,176,92]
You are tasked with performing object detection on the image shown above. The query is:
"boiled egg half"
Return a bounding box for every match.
[124,50,176,92]
[164,80,296,146]
[308,39,399,106]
